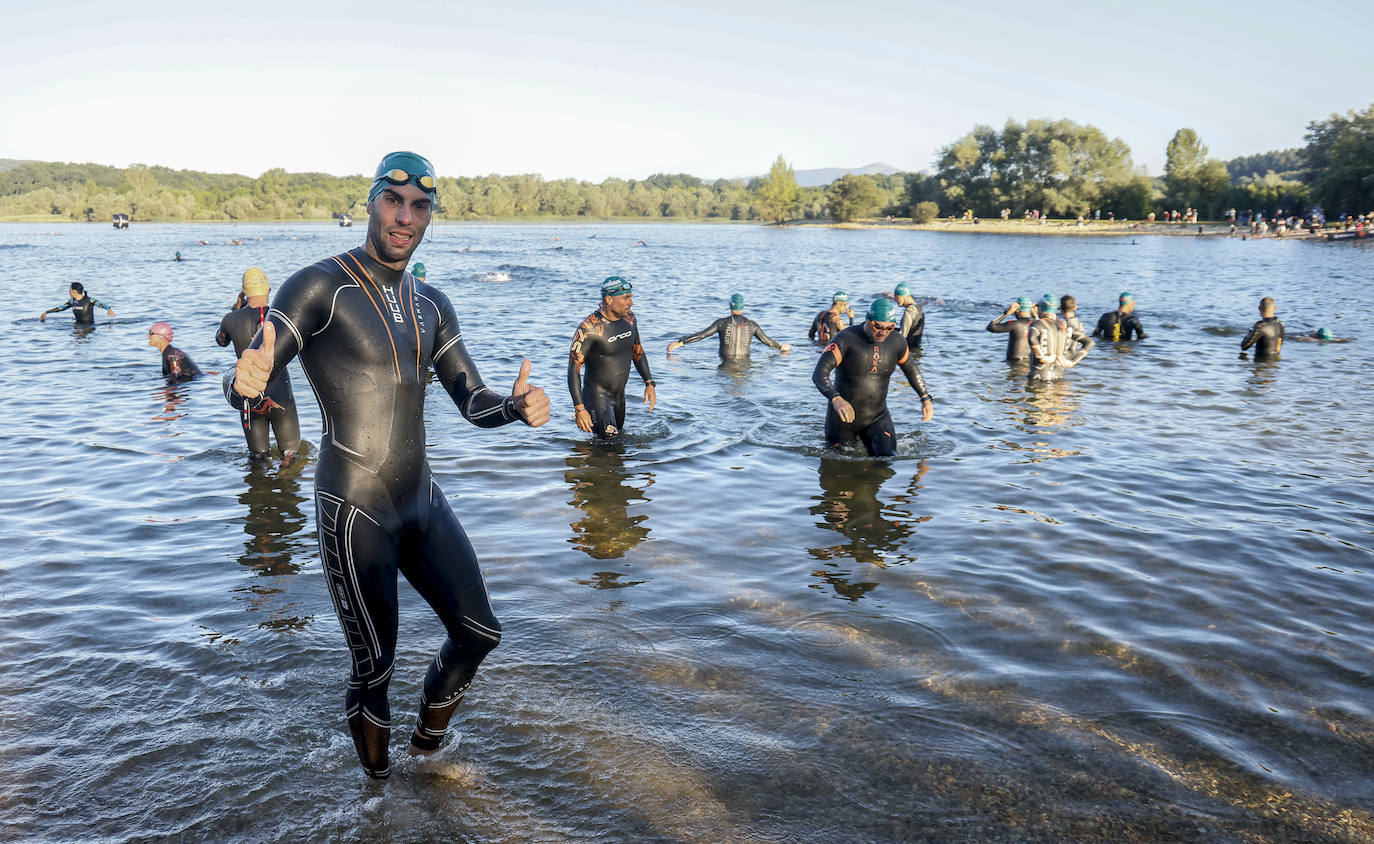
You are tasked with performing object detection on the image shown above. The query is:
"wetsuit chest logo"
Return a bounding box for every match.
[607,330,633,343]
[870,345,881,372]
[382,285,405,324]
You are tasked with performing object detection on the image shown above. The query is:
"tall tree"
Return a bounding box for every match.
[1304,103,1374,215]
[755,154,800,223]
[827,174,882,222]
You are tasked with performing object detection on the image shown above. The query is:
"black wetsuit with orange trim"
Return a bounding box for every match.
[568,310,652,437]
[809,307,849,343]
[225,246,519,779]
[161,345,202,383]
[1241,316,1285,360]
[217,304,300,457]
[812,324,931,457]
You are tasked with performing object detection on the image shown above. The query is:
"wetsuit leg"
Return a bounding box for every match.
[824,405,859,449]
[404,479,502,752]
[269,404,302,455]
[243,414,272,458]
[314,489,401,780]
[585,385,623,438]
[857,411,898,458]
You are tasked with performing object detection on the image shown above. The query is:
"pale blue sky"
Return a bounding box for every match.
[3,0,1367,180]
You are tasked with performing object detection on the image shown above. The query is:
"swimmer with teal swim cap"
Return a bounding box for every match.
[1317,327,1333,341]
[891,282,925,350]
[570,275,657,437]
[810,290,853,343]
[1093,291,1147,341]
[412,262,426,280]
[369,151,437,203]
[987,296,1038,362]
[668,291,790,359]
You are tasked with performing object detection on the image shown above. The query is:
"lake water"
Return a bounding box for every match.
[3,221,1371,842]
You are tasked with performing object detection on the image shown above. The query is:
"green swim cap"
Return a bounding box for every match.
[412,262,426,280]
[729,293,744,311]
[1040,298,1059,313]
[1317,327,1333,340]
[833,291,849,303]
[867,297,900,324]
[1016,296,1034,313]
[1119,291,1135,304]
[893,282,911,297]
[368,151,437,203]
[601,275,632,296]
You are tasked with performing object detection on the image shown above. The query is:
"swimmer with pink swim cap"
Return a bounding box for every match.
[147,321,202,383]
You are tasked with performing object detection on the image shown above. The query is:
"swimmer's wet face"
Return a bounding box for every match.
[366,182,431,267]
[69,287,83,300]
[603,292,633,320]
[868,321,897,340]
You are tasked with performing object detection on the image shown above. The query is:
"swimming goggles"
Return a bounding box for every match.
[870,321,898,332]
[377,169,437,191]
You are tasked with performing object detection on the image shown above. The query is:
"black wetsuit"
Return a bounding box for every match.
[161,345,202,383]
[1241,316,1285,359]
[217,305,301,457]
[899,302,925,350]
[812,324,931,457]
[809,308,849,343]
[1028,317,1067,382]
[568,310,653,437]
[987,313,1033,361]
[46,295,108,324]
[675,314,783,360]
[225,247,518,779]
[1093,309,1147,341]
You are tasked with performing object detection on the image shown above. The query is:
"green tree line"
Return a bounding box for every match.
[3,102,1370,223]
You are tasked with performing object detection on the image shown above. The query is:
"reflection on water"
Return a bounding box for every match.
[153,385,190,424]
[233,461,313,631]
[565,440,654,568]
[808,458,929,598]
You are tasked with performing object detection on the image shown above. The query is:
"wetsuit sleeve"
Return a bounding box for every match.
[897,348,931,400]
[47,301,73,314]
[431,289,516,428]
[568,318,594,407]
[89,298,109,310]
[215,314,232,347]
[752,321,783,351]
[1240,320,1261,350]
[631,320,653,383]
[1091,313,1108,339]
[812,338,844,400]
[809,311,823,341]
[1129,314,1147,340]
[1063,329,1094,364]
[987,315,1013,333]
[678,318,724,346]
[224,264,323,410]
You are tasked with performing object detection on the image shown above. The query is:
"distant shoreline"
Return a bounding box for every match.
[795,218,1336,239]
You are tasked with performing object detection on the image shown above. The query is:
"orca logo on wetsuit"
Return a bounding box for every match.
[382,285,405,323]
[607,330,634,343]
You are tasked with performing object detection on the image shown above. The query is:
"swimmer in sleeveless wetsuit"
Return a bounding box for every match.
[1240,296,1285,360]
[1093,292,1147,341]
[40,282,115,324]
[812,298,934,457]
[893,282,925,350]
[147,322,202,383]
[667,293,790,360]
[229,152,551,779]
[809,291,852,344]
[217,267,300,460]
[569,276,657,438]
[987,297,1036,361]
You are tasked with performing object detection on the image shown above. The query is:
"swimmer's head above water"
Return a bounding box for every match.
[242,267,269,297]
[1039,297,1059,314]
[600,276,633,318]
[411,262,426,281]
[893,282,911,299]
[832,291,849,305]
[366,151,436,267]
[1016,296,1034,316]
[1118,291,1136,312]
[147,322,173,349]
[1316,327,1333,341]
[729,293,744,313]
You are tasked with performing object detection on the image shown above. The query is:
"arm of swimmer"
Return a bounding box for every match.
[431,294,521,429]
[753,322,784,352]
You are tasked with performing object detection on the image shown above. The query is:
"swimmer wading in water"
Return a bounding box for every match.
[568,276,657,438]
[217,267,301,460]
[228,152,551,779]
[667,293,790,359]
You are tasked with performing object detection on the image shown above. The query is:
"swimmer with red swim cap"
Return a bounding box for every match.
[147,322,202,383]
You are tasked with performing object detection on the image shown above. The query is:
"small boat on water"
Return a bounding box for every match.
[338,213,352,228]
[112,213,129,229]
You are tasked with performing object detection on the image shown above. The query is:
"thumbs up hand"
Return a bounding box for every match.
[234,320,275,398]
[510,358,549,427]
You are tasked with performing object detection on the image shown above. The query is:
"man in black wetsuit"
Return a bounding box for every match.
[812,298,934,457]
[809,291,852,344]
[147,322,202,383]
[229,151,551,780]
[1240,296,1285,360]
[39,282,115,324]
[1093,292,1147,342]
[216,267,300,460]
[666,293,791,360]
[987,296,1035,362]
[893,282,924,350]
[569,276,657,438]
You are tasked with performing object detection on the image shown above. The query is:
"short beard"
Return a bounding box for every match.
[366,217,424,266]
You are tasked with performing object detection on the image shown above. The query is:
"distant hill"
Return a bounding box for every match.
[794,162,902,187]
[0,158,39,172]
